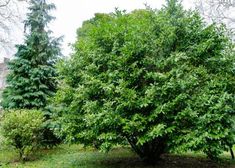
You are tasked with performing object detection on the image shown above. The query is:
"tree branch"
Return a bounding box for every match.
[0,0,11,8]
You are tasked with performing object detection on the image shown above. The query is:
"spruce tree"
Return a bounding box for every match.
[2,0,61,109]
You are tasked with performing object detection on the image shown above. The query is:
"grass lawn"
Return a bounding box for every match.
[0,128,234,168]
[0,143,235,168]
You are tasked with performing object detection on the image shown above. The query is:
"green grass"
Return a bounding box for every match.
[0,127,234,168]
[0,128,234,168]
[0,145,135,168]
[0,144,235,168]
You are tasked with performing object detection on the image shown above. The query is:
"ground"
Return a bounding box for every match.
[0,144,235,168]
[0,128,235,168]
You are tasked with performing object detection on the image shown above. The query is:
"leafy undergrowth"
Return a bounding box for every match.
[0,144,234,168]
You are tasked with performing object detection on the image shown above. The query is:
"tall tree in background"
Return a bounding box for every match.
[0,0,26,55]
[195,0,235,36]
[2,0,61,109]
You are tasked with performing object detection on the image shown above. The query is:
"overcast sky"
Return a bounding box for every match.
[1,0,195,62]
[49,0,194,56]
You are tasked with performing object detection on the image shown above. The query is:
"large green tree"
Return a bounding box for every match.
[2,0,61,109]
[53,0,235,163]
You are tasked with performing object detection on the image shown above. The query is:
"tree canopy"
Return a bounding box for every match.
[53,0,235,163]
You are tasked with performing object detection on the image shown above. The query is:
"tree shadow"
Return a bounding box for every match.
[96,154,231,168]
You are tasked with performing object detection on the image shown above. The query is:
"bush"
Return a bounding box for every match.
[1,109,44,161]
[53,0,235,164]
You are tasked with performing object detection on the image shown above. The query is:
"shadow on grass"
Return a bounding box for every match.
[0,145,234,168]
[94,154,232,168]
[61,147,233,168]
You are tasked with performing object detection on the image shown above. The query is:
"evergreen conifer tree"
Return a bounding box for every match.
[2,0,61,109]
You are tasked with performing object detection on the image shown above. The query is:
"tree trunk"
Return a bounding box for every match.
[127,136,166,165]
[230,147,234,160]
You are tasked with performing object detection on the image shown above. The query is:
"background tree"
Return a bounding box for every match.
[0,0,26,55]
[1,0,62,148]
[195,0,235,37]
[2,0,61,109]
[53,0,235,164]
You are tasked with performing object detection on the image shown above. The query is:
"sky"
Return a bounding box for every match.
[1,0,195,62]
[50,0,167,56]
[50,0,194,56]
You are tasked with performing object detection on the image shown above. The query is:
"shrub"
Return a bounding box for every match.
[53,0,235,164]
[1,109,44,161]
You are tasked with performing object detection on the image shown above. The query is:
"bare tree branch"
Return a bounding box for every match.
[195,0,235,25]
[194,0,235,39]
[0,0,10,8]
[0,0,27,56]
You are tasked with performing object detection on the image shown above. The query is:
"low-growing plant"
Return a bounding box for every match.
[1,109,44,161]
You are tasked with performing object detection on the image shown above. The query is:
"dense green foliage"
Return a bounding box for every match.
[1,109,44,160]
[1,0,62,149]
[1,0,61,109]
[53,0,235,162]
